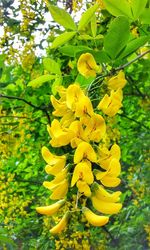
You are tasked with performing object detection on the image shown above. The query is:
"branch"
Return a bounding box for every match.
[0,94,40,109]
[88,49,150,94]
[126,75,148,99]
[0,94,51,124]
[114,49,150,72]
[119,113,149,130]
[0,115,30,119]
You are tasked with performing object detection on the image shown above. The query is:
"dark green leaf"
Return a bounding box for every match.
[104,16,130,59]
[103,0,133,18]
[118,36,150,59]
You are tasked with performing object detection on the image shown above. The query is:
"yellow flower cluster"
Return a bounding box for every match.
[36,83,123,233]
[144,224,150,247]
[0,171,31,230]
[98,71,127,117]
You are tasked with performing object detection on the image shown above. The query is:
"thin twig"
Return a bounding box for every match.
[114,49,150,71]
[119,113,149,130]
[0,94,51,123]
[0,115,30,119]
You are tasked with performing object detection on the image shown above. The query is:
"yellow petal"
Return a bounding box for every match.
[98,144,121,170]
[97,94,110,110]
[60,111,75,127]
[110,144,121,160]
[42,146,58,165]
[74,142,97,164]
[108,71,127,90]
[77,53,100,78]
[50,212,70,234]
[47,119,62,138]
[92,196,122,214]
[77,180,91,197]
[48,119,75,147]
[83,114,106,142]
[82,207,109,226]
[51,95,68,117]
[41,146,66,165]
[45,161,65,176]
[71,160,93,187]
[108,158,121,177]
[97,89,123,116]
[50,179,68,200]
[101,177,121,187]
[66,84,84,110]
[75,96,94,117]
[92,182,121,202]
[43,168,68,190]
[36,199,65,215]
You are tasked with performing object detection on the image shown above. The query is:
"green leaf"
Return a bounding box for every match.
[28,75,55,88]
[91,14,97,37]
[51,31,76,49]
[104,16,130,59]
[47,4,76,30]
[43,58,61,75]
[52,76,62,95]
[0,54,6,68]
[78,3,99,31]
[75,73,94,88]
[59,45,92,57]
[78,34,103,40]
[118,36,150,59]
[130,0,147,20]
[139,8,150,24]
[92,50,111,63]
[103,0,133,18]
[78,34,95,40]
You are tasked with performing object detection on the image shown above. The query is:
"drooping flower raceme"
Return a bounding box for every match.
[36,81,124,233]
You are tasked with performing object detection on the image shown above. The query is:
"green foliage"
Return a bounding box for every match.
[103,0,133,18]
[48,4,77,31]
[104,16,130,59]
[78,3,99,31]
[51,31,76,49]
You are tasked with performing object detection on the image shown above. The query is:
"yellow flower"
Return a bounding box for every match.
[77,180,91,197]
[91,195,122,214]
[51,95,68,117]
[43,167,68,190]
[108,71,127,90]
[77,53,101,78]
[74,95,94,117]
[71,160,94,196]
[66,83,85,110]
[41,146,66,166]
[97,143,121,170]
[74,141,97,164]
[96,0,105,9]
[50,179,68,200]
[81,113,106,142]
[47,119,75,147]
[97,89,123,116]
[60,111,75,127]
[69,120,85,148]
[43,168,69,200]
[66,84,94,117]
[71,160,93,186]
[94,158,121,187]
[91,182,121,202]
